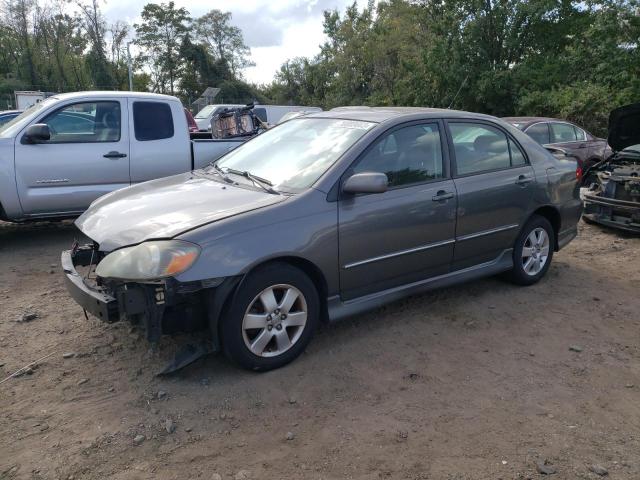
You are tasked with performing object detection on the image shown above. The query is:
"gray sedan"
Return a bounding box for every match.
[62,107,582,371]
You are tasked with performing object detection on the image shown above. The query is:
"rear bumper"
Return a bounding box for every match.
[61,249,118,322]
[583,193,640,233]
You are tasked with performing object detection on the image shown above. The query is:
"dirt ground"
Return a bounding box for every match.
[0,220,639,480]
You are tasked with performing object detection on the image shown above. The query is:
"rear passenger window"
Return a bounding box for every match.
[550,123,577,143]
[509,138,527,166]
[450,123,528,175]
[353,123,444,187]
[524,123,550,144]
[133,102,174,141]
[450,123,511,175]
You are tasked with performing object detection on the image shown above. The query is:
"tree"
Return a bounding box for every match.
[78,0,115,89]
[2,0,38,87]
[265,0,640,134]
[134,1,190,94]
[192,9,254,76]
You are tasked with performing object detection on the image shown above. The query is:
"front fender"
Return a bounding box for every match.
[175,191,339,297]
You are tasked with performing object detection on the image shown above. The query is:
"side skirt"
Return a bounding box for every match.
[327,249,514,322]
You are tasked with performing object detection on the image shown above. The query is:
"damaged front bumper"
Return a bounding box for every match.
[583,170,640,233]
[61,244,239,347]
[583,193,640,233]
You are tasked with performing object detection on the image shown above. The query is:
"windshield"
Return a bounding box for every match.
[208,118,375,191]
[195,105,218,119]
[0,98,56,138]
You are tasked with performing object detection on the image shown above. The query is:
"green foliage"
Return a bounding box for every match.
[192,10,254,76]
[134,2,190,94]
[0,1,257,107]
[266,0,640,132]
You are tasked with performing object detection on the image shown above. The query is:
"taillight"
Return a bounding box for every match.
[576,166,583,182]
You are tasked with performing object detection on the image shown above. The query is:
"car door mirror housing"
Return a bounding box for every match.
[342,172,388,194]
[23,124,51,144]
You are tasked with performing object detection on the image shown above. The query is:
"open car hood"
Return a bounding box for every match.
[608,103,640,152]
[75,172,286,251]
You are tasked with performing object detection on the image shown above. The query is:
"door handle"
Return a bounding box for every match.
[515,175,533,186]
[103,151,127,159]
[432,190,454,202]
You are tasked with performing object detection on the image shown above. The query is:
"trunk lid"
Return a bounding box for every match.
[608,103,640,152]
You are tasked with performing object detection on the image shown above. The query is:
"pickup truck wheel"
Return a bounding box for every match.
[507,215,555,286]
[220,263,319,371]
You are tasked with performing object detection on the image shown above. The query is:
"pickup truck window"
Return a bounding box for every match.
[133,101,174,141]
[41,101,121,143]
[0,98,53,138]
[353,123,444,187]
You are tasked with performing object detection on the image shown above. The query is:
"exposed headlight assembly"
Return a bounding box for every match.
[95,240,201,281]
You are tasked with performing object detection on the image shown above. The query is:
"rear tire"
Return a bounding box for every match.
[220,262,319,371]
[507,215,555,286]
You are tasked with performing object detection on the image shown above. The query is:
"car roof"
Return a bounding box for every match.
[307,106,501,124]
[502,116,572,127]
[0,110,21,115]
[47,91,181,103]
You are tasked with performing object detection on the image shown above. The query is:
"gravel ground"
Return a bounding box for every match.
[0,219,639,480]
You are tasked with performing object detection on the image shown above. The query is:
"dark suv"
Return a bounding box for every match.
[503,117,611,176]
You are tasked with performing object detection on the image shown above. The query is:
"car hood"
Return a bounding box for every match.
[76,172,287,251]
[608,103,640,152]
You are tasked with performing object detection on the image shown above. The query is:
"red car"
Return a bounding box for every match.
[503,117,612,177]
[184,108,199,133]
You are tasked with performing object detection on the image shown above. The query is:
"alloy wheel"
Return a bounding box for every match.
[242,284,308,357]
[521,227,550,276]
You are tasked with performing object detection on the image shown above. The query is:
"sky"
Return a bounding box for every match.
[101,0,360,85]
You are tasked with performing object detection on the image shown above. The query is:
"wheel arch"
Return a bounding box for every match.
[216,255,330,334]
[529,205,561,251]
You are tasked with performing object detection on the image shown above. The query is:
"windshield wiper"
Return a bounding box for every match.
[224,168,279,194]
[208,162,233,183]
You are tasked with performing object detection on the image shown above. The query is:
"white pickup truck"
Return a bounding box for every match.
[0,91,246,222]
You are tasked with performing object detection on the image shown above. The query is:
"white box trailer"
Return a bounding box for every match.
[14,91,46,110]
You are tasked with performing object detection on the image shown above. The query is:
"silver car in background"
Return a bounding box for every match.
[62,107,582,371]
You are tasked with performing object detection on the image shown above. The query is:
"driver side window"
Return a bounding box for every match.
[40,101,121,143]
[353,123,444,188]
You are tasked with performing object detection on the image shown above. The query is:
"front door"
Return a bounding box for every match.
[14,99,130,216]
[338,121,457,301]
[447,121,535,270]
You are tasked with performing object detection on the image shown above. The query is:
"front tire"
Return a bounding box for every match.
[507,215,555,286]
[220,262,319,371]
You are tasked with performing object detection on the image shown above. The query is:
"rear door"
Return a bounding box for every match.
[338,121,457,300]
[549,122,589,166]
[14,99,130,216]
[447,121,535,270]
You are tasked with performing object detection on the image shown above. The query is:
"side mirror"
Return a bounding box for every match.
[23,124,50,144]
[342,171,388,194]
